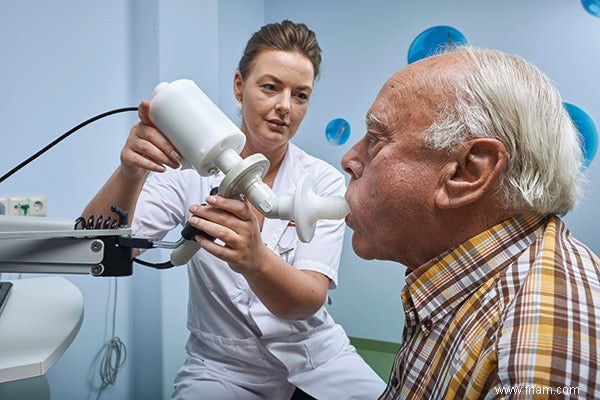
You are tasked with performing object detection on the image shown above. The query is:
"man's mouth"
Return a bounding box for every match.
[345,213,354,229]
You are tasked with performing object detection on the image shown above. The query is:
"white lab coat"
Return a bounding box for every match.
[132,143,385,399]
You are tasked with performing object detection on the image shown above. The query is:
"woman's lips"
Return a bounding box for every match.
[267,119,288,132]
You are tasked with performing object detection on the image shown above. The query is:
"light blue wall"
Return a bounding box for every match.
[1,1,599,399]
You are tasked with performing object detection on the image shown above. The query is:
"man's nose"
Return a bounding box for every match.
[341,145,363,180]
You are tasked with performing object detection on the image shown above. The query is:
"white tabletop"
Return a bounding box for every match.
[0,276,84,383]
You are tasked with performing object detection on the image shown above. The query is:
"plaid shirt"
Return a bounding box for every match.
[380,214,600,399]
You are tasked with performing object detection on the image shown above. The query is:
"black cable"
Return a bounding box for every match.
[132,257,174,270]
[0,107,138,184]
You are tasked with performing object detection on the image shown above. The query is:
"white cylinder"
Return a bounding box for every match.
[170,240,202,266]
[149,79,246,176]
[215,147,242,174]
[245,179,279,217]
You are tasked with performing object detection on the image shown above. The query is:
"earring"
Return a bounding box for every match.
[236,95,243,112]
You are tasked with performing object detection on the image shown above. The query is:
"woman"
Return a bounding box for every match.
[83,20,385,399]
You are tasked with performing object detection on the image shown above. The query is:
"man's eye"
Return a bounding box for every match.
[366,133,379,145]
[262,84,277,91]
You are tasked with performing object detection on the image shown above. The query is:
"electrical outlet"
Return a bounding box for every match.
[0,195,47,216]
[28,196,47,216]
[8,197,30,216]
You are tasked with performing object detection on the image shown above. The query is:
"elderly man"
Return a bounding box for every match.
[341,46,600,399]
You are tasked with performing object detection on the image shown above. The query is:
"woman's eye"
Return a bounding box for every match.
[296,92,309,101]
[262,83,277,92]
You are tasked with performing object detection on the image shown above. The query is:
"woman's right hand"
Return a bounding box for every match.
[119,100,182,179]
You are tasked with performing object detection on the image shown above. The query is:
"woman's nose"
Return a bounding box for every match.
[275,94,291,116]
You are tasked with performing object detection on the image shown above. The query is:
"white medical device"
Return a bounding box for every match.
[150,80,349,265]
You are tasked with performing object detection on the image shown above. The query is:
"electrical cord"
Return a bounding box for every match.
[0,107,138,184]
[132,257,174,269]
[96,277,127,400]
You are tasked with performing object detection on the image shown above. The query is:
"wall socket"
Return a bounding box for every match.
[0,196,47,216]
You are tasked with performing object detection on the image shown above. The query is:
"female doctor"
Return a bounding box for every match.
[83,20,385,399]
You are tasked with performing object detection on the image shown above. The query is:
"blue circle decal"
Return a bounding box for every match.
[564,102,598,167]
[582,0,600,17]
[407,26,468,65]
[325,118,351,146]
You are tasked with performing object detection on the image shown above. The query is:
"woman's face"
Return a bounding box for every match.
[234,49,315,155]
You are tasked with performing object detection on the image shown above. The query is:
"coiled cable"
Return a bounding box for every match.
[96,277,127,400]
[75,205,129,230]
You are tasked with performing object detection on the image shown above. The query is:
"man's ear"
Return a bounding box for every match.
[435,138,507,209]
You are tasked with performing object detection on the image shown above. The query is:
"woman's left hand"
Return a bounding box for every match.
[188,195,269,274]
[188,193,331,320]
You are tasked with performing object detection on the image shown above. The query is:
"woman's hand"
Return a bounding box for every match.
[188,194,331,320]
[119,100,181,179]
[81,101,180,233]
[188,195,269,275]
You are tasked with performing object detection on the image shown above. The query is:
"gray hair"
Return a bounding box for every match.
[422,46,584,215]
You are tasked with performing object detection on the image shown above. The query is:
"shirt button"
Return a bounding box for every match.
[391,376,398,387]
[422,318,432,330]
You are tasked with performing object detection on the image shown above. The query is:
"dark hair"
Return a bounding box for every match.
[237,20,322,81]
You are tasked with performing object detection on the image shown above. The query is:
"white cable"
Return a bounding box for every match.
[96,277,127,400]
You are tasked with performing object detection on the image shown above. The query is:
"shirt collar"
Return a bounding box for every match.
[401,213,547,335]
